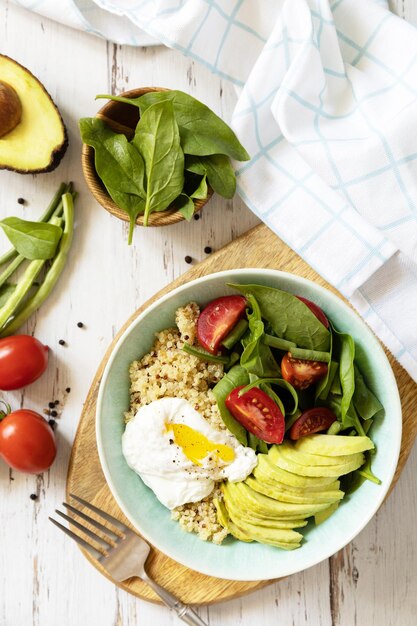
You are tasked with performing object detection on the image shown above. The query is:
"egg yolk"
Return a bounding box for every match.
[168,424,235,466]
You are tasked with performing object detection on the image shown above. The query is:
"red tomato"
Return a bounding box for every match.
[281,353,328,390]
[225,386,285,444]
[289,407,337,440]
[0,409,57,473]
[0,335,49,390]
[197,295,247,354]
[296,296,329,329]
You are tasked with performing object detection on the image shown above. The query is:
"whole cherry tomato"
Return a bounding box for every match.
[225,386,285,444]
[281,353,328,390]
[197,295,247,354]
[0,408,56,473]
[0,335,49,390]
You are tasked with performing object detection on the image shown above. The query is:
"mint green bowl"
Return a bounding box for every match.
[96,269,401,581]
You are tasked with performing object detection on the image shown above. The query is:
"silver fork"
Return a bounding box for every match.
[50,494,208,626]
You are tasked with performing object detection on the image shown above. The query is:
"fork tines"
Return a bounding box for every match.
[49,494,127,562]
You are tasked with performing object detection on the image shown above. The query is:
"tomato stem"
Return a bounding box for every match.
[0,399,11,420]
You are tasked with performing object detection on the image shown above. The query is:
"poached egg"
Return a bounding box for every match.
[122,397,257,509]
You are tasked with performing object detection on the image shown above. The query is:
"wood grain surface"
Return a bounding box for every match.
[1,2,417,625]
[67,223,417,604]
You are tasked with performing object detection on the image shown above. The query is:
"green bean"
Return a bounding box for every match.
[0,195,74,337]
[0,254,25,289]
[221,319,248,350]
[264,334,296,351]
[289,347,331,363]
[182,342,229,364]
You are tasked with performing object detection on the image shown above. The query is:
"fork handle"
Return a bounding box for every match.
[141,574,208,626]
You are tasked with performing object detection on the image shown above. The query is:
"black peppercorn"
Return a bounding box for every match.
[17,197,26,205]
[48,402,55,409]
[193,213,200,220]
[48,419,56,428]
[184,255,192,264]
[58,339,66,346]
[77,322,84,328]
[65,387,71,393]
[204,246,212,254]
[30,494,37,501]
[50,410,58,418]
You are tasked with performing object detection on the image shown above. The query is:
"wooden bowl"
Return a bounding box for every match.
[81,87,213,227]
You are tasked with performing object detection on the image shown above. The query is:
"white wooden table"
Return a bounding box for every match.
[0,2,416,625]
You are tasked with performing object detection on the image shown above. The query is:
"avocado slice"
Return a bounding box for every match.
[254,455,340,492]
[245,476,344,505]
[271,445,365,478]
[225,481,330,517]
[222,487,308,529]
[280,440,357,467]
[314,502,339,525]
[294,434,374,456]
[266,450,340,487]
[213,498,253,543]
[0,55,68,173]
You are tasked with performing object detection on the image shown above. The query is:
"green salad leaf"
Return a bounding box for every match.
[79,118,146,243]
[230,284,331,351]
[0,217,63,260]
[240,294,280,378]
[98,91,250,161]
[133,101,184,226]
[353,365,384,421]
[185,154,236,199]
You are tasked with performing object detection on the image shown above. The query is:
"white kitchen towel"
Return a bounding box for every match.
[9,0,417,382]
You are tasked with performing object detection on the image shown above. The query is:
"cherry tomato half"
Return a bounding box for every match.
[0,409,57,473]
[197,295,247,354]
[281,353,328,390]
[225,386,285,444]
[296,296,329,329]
[0,335,49,390]
[289,407,337,440]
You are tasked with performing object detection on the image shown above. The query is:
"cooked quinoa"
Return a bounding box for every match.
[125,302,229,544]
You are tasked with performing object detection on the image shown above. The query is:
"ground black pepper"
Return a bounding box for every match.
[184,255,192,264]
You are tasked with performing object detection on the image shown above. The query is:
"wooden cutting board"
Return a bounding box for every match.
[66,223,417,605]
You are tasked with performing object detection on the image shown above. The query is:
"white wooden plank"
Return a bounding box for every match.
[0,1,416,625]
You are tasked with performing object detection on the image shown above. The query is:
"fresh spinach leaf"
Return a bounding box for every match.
[190,174,208,200]
[247,432,268,453]
[316,360,339,401]
[353,365,384,421]
[172,194,195,221]
[230,284,330,351]
[212,365,249,445]
[133,101,184,226]
[240,294,280,378]
[331,324,355,425]
[0,218,62,260]
[79,118,146,243]
[185,154,236,199]
[98,91,250,161]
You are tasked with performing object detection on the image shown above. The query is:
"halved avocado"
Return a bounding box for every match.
[0,55,68,173]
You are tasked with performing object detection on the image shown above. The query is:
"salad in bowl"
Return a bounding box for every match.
[96,269,401,580]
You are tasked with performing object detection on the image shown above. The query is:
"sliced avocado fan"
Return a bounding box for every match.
[0,55,68,173]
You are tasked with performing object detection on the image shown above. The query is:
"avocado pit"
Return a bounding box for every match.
[0,80,22,138]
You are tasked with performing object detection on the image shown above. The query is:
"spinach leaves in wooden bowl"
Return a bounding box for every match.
[80,87,250,243]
